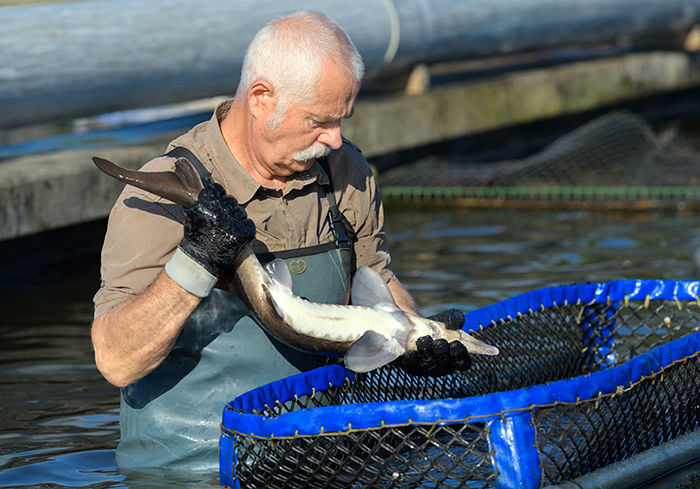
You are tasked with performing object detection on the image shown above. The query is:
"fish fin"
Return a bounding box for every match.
[351,266,397,309]
[344,331,402,373]
[172,157,205,202]
[265,259,294,290]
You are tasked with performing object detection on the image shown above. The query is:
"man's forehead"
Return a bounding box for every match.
[304,104,355,122]
[304,73,360,119]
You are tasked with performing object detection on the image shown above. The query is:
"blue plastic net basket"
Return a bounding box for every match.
[220,280,700,489]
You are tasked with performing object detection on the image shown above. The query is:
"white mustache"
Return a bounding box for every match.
[293,142,331,162]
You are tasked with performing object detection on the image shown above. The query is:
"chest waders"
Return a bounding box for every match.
[115,152,356,471]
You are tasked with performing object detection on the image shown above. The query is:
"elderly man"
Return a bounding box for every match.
[92,11,469,472]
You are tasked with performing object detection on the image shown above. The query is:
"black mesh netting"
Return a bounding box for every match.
[378,110,700,206]
[223,296,700,488]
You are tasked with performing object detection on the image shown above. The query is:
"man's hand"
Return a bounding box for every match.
[397,309,472,377]
[165,182,256,297]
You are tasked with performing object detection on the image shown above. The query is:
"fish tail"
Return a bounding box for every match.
[93,156,203,207]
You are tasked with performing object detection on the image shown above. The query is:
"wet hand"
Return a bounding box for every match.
[397,309,472,377]
[165,182,256,297]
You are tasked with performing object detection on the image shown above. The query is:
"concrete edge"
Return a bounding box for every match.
[2,51,699,241]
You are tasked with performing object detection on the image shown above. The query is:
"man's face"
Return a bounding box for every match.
[252,62,360,178]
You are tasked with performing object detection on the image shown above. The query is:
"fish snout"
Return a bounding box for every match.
[457,330,500,356]
[405,314,499,356]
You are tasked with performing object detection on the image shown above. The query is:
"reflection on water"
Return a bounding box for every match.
[388,207,700,315]
[1,207,699,488]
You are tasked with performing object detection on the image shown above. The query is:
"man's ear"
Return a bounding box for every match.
[248,79,275,120]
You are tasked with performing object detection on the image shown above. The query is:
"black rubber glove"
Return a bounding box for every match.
[165,182,255,297]
[397,309,472,377]
[181,182,255,277]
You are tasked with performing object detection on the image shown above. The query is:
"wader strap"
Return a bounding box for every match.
[256,242,338,263]
[318,156,357,248]
[165,147,356,252]
[165,147,213,185]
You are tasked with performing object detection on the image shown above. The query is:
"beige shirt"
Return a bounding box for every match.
[93,100,394,318]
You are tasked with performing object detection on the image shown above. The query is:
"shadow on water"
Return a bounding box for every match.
[2,206,700,488]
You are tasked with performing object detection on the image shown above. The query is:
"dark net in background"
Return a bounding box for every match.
[223,294,700,488]
[379,111,700,207]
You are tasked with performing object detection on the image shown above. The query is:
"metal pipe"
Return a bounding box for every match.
[543,429,700,489]
[0,0,698,129]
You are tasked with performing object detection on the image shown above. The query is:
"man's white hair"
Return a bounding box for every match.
[237,11,364,130]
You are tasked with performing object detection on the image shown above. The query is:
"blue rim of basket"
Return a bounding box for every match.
[222,279,700,439]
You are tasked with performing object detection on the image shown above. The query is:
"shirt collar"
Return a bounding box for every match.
[312,159,331,186]
[283,160,329,195]
[203,100,261,205]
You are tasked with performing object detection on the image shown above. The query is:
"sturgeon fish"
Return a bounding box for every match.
[93,156,499,372]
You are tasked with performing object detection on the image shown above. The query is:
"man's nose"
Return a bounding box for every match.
[317,123,343,150]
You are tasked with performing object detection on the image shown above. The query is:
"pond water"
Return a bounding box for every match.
[2,205,700,488]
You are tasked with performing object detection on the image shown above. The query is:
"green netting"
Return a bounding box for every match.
[379,111,700,208]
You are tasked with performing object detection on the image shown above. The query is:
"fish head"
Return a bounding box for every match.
[403,313,445,348]
[404,313,500,356]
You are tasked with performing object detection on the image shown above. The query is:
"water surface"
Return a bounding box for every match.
[2,206,699,488]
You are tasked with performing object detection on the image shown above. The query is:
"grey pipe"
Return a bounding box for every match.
[0,0,698,129]
[544,429,700,489]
